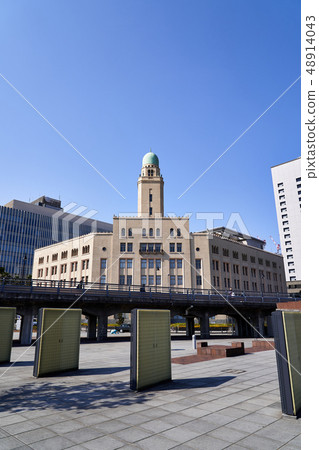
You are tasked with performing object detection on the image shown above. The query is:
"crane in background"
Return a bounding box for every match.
[269,235,281,254]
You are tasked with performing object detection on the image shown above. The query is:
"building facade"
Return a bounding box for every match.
[0,196,112,277]
[33,152,286,294]
[271,158,301,294]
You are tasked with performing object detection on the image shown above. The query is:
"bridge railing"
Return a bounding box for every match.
[0,278,298,302]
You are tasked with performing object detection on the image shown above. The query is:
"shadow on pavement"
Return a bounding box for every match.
[0,379,153,413]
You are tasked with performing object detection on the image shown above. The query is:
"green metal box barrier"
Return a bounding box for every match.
[33,308,82,377]
[272,310,301,416]
[130,309,171,391]
[0,307,16,363]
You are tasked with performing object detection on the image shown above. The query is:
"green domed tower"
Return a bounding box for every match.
[138,150,164,217]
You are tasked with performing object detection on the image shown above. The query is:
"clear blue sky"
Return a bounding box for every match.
[0,0,300,251]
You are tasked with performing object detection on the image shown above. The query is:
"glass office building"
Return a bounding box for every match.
[0,196,112,277]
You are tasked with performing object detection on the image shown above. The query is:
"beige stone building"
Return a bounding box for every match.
[33,151,286,295]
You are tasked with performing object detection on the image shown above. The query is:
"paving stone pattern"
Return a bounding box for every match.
[0,338,300,449]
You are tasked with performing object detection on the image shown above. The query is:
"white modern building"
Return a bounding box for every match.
[271,157,301,294]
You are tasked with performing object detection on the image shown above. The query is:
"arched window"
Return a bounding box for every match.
[149,228,153,237]
[128,228,132,237]
[142,228,146,237]
[121,228,125,237]
[156,228,160,237]
[170,228,174,237]
[177,228,181,237]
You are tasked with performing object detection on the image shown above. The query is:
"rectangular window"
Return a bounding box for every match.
[120,259,125,269]
[258,258,263,265]
[169,243,175,252]
[288,262,294,267]
[127,259,132,268]
[156,259,161,269]
[127,243,133,252]
[156,275,161,285]
[71,248,78,257]
[280,201,286,206]
[232,251,238,259]
[279,195,285,200]
[170,259,175,269]
[148,275,154,285]
[285,241,292,246]
[119,275,125,285]
[100,275,106,284]
[141,275,147,285]
[282,214,288,219]
[52,253,58,261]
[155,243,161,252]
[120,243,126,252]
[212,260,219,270]
[284,234,291,239]
[283,227,290,232]
[140,243,147,252]
[141,259,147,269]
[177,275,183,286]
[149,207,152,216]
[281,207,287,212]
[148,243,154,252]
[170,275,176,286]
[278,189,284,194]
[222,248,229,257]
[250,256,256,263]
[101,259,107,269]
[286,247,293,252]
[212,246,219,254]
[242,253,247,261]
[195,259,201,269]
[149,193,152,202]
[177,259,183,268]
[127,275,132,285]
[277,182,284,187]
[177,243,182,252]
[296,177,301,182]
[289,269,295,274]
[148,259,154,268]
[196,275,202,286]
[287,254,294,260]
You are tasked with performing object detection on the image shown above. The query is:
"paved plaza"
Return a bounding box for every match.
[0,338,301,449]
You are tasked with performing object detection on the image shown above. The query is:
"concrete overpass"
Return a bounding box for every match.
[0,279,297,345]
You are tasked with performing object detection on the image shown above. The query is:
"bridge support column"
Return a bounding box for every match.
[200,313,210,339]
[20,310,33,346]
[257,313,265,338]
[97,314,108,342]
[87,315,97,340]
[186,317,195,339]
[266,315,274,337]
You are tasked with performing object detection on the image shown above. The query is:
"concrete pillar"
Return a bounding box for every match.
[200,313,210,339]
[97,314,108,342]
[234,318,239,337]
[257,313,265,338]
[266,315,274,337]
[87,315,97,340]
[186,317,195,338]
[20,310,33,346]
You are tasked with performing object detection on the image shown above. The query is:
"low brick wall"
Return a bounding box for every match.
[277,301,301,311]
[252,340,275,350]
[197,341,245,358]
